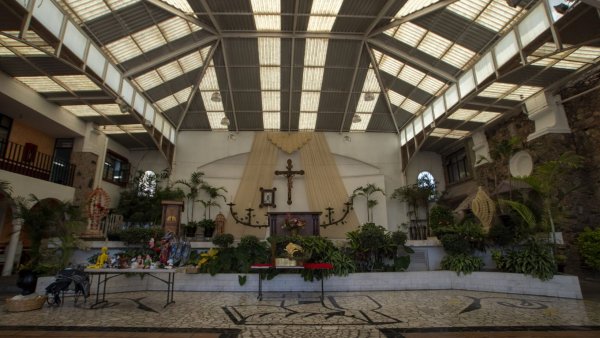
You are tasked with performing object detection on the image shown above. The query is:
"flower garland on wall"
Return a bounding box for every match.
[87,187,110,230]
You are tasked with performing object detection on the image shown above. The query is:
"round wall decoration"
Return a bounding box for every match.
[509,150,533,177]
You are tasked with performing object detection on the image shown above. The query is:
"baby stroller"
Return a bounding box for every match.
[45,268,90,306]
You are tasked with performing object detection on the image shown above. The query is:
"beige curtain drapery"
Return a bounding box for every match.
[226,132,278,238]
[299,133,360,239]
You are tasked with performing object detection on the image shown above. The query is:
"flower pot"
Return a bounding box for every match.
[185,227,197,237]
[16,269,38,296]
[204,227,215,238]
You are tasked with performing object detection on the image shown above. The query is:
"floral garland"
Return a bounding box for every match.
[282,215,306,231]
[87,187,110,230]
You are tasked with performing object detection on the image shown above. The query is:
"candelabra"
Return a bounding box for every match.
[320,200,353,228]
[227,202,269,228]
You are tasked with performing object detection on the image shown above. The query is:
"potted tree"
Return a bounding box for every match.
[352,183,385,223]
[199,218,217,239]
[199,183,227,219]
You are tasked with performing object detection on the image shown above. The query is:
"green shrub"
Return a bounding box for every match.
[492,238,555,280]
[578,227,600,271]
[346,223,413,272]
[429,205,454,236]
[118,226,164,245]
[439,219,485,255]
[212,233,234,248]
[441,254,483,275]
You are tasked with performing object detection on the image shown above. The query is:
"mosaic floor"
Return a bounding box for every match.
[2,290,600,337]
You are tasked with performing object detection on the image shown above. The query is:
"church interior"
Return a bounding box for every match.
[0,0,600,336]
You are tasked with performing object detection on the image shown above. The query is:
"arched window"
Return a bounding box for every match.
[417,171,437,201]
[139,170,157,197]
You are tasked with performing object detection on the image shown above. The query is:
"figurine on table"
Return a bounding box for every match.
[144,254,152,269]
[159,232,174,265]
[88,246,109,269]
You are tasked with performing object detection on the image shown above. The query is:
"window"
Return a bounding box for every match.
[103,151,130,186]
[138,170,157,197]
[0,113,12,158]
[445,148,470,184]
[417,171,437,201]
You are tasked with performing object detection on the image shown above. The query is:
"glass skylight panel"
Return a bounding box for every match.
[448,108,478,121]
[388,23,426,48]
[134,93,146,115]
[299,112,318,131]
[494,31,518,68]
[94,104,122,116]
[418,75,445,95]
[429,127,450,138]
[551,60,584,70]
[474,52,495,84]
[442,44,476,69]
[432,97,446,119]
[401,99,422,114]
[307,0,343,32]
[173,87,192,103]
[199,65,219,91]
[101,126,126,134]
[478,82,516,99]
[262,91,280,111]
[258,38,280,66]
[447,129,470,139]
[398,65,426,87]
[252,0,281,31]
[145,104,155,123]
[387,90,406,107]
[400,129,407,146]
[63,22,86,59]
[62,105,98,117]
[155,95,179,112]
[0,32,52,55]
[133,26,166,53]
[121,80,135,105]
[251,0,280,13]
[302,68,325,90]
[58,0,139,23]
[349,113,371,132]
[207,112,227,130]
[86,45,106,78]
[363,69,380,93]
[506,85,542,101]
[159,17,200,42]
[406,123,414,140]
[471,111,501,123]
[395,0,441,18]
[419,32,451,59]
[157,60,184,81]
[134,71,163,91]
[260,67,280,90]
[0,47,14,56]
[254,14,281,30]
[304,39,329,66]
[263,112,280,130]
[200,91,223,111]
[448,0,520,33]
[356,94,379,112]
[300,92,321,111]
[16,76,65,92]
[414,116,423,134]
[567,46,600,63]
[32,0,64,37]
[379,55,404,76]
[104,36,141,64]
[55,75,100,91]
[161,0,194,14]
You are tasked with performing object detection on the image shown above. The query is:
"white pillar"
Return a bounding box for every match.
[2,217,23,276]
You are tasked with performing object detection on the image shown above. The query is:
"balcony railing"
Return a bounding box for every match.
[0,139,75,187]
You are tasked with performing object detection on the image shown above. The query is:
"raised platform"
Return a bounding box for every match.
[36,271,582,299]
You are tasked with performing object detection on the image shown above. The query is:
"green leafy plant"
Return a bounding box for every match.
[577,227,600,271]
[492,238,555,281]
[441,254,484,275]
[118,226,164,245]
[428,205,455,236]
[392,175,437,227]
[347,223,413,272]
[352,183,385,223]
[199,183,227,219]
[174,171,205,224]
[212,233,234,248]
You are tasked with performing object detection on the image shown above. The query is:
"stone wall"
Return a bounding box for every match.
[473,70,600,276]
[71,151,99,207]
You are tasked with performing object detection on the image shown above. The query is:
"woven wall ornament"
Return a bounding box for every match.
[86,187,110,230]
[267,132,312,154]
[471,186,495,233]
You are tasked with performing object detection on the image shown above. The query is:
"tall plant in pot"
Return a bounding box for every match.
[174,171,205,226]
[199,183,227,219]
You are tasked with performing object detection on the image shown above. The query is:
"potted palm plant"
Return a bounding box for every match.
[199,218,217,239]
[352,183,385,223]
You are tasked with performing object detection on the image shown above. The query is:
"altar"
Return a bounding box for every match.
[268,212,321,236]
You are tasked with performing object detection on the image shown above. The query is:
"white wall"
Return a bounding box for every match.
[0,169,75,202]
[172,131,399,229]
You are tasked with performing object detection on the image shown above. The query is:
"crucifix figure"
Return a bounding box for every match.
[275,159,304,205]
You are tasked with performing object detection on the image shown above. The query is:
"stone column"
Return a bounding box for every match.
[2,217,22,276]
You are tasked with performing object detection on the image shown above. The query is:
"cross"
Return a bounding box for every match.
[275,159,304,205]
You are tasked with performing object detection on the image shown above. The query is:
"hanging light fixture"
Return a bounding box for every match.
[211,91,222,102]
[221,116,230,126]
[364,92,375,101]
[352,114,362,123]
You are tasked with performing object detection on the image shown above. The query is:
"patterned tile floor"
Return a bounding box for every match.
[2,290,600,337]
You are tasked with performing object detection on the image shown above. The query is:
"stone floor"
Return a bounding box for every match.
[2,288,600,337]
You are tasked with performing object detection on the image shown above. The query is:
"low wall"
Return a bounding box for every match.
[36,271,582,299]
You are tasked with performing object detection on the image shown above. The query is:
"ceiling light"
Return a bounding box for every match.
[118,103,129,114]
[364,92,375,101]
[343,135,351,142]
[352,114,361,123]
[220,116,230,126]
[553,3,570,14]
[211,91,222,102]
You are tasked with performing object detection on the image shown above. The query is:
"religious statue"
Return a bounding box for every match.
[159,233,174,265]
[88,247,109,269]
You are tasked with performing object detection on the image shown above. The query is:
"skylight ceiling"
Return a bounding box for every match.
[2,0,599,155]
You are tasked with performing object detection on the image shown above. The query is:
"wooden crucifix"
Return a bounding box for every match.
[275,159,304,205]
